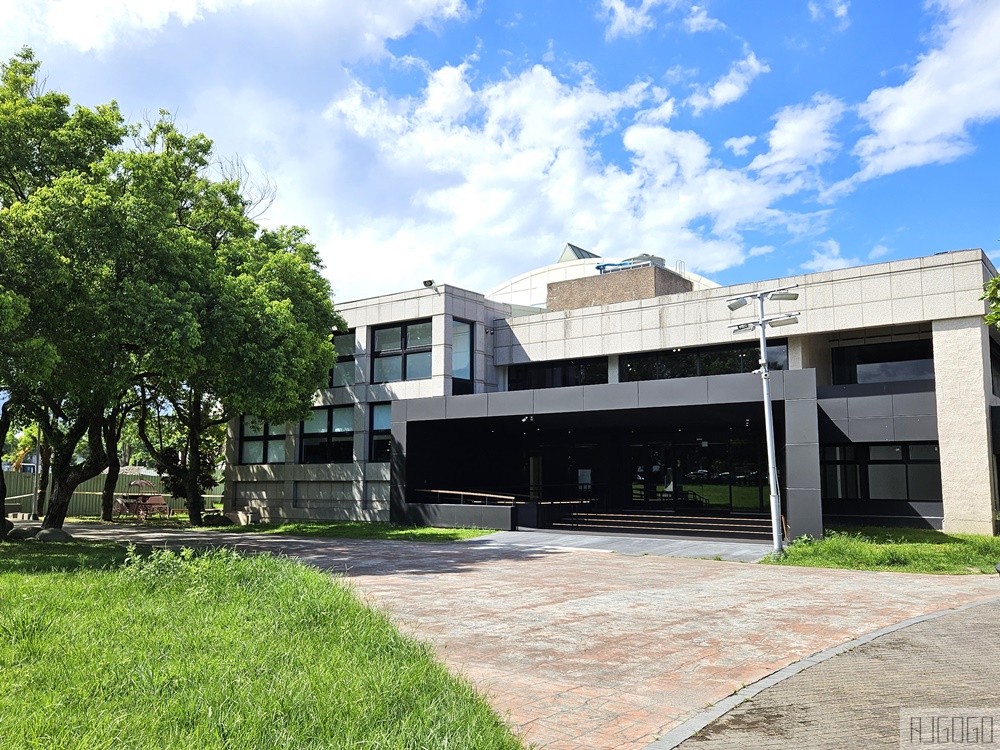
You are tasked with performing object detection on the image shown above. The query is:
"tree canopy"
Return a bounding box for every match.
[0,48,341,528]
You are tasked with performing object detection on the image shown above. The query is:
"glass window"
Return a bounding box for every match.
[868,464,908,499]
[370,403,392,462]
[239,416,285,465]
[870,445,903,461]
[453,321,472,380]
[299,406,354,464]
[832,339,934,385]
[374,326,402,352]
[821,441,942,503]
[407,322,432,348]
[330,330,356,387]
[508,357,609,390]
[372,320,433,382]
[406,351,432,380]
[620,340,787,383]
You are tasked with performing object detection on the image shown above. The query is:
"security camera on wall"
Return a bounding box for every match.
[423,279,435,288]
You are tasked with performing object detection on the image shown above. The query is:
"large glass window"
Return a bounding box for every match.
[239,417,286,464]
[299,406,354,463]
[453,320,473,395]
[821,443,941,502]
[508,357,608,391]
[620,341,787,383]
[330,330,356,387]
[370,403,392,462]
[372,320,433,382]
[832,339,933,385]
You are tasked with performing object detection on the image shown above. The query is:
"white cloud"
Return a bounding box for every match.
[0,0,468,55]
[686,48,770,115]
[599,0,685,40]
[808,0,850,29]
[869,244,890,259]
[832,0,1000,194]
[749,245,775,257]
[683,5,725,33]
[801,239,859,272]
[724,135,756,156]
[265,62,834,297]
[749,93,845,177]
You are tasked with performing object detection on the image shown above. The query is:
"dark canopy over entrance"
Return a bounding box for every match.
[404,403,784,517]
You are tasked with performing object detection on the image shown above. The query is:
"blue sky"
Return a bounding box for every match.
[3,0,999,301]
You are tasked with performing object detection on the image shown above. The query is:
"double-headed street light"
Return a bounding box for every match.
[726,285,801,554]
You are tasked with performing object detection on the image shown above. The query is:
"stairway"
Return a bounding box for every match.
[549,510,772,541]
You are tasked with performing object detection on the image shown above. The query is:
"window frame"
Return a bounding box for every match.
[452,319,474,395]
[299,406,355,464]
[371,319,433,383]
[239,416,286,465]
[370,402,392,462]
[329,329,356,388]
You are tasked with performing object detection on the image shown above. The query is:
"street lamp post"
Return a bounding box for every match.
[726,285,801,554]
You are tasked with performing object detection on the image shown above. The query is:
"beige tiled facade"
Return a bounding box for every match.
[227,249,1000,536]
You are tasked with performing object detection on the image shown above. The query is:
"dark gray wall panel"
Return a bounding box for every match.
[406,397,446,421]
[583,383,639,411]
[785,443,821,491]
[535,386,585,414]
[786,487,823,538]
[783,369,817,400]
[818,398,848,420]
[487,390,535,416]
[846,395,893,419]
[891,391,937,417]
[445,394,489,419]
[893,415,938,441]
[637,378,709,407]
[848,418,894,442]
[785,399,820,445]
[819,415,850,442]
[706,373,763,404]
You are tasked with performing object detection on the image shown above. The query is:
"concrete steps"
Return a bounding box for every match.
[550,510,773,540]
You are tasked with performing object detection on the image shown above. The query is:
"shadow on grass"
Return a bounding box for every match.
[827,525,972,545]
[0,540,139,574]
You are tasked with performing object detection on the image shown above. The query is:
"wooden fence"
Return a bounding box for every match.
[3,470,224,516]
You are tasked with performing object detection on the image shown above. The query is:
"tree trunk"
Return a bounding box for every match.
[41,417,108,530]
[185,418,204,526]
[34,436,51,518]
[0,399,11,510]
[101,455,120,522]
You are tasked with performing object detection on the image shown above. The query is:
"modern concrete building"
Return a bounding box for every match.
[224,247,1000,539]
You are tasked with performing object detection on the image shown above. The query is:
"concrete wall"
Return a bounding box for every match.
[546,266,693,311]
[933,315,997,534]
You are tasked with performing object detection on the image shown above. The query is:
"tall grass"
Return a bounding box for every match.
[0,544,524,750]
[763,527,1000,574]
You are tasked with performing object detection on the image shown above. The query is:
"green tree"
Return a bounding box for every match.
[1,52,340,528]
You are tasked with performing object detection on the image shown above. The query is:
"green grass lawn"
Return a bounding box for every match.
[0,541,524,750]
[69,517,498,542]
[763,526,1000,574]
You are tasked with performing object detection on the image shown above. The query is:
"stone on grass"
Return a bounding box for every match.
[35,527,74,542]
[202,513,234,527]
[8,525,41,540]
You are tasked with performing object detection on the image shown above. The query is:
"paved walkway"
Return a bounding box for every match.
[63,524,1000,750]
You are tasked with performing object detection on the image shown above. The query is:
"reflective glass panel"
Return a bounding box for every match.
[241,441,263,464]
[407,321,433,348]
[374,326,402,353]
[406,351,432,380]
[267,440,286,464]
[333,331,355,357]
[372,403,392,431]
[374,355,402,382]
[242,417,264,437]
[868,464,907,499]
[453,321,471,380]
[302,409,328,434]
[331,407,353,433]
[332,362,355,386]
[907,464,942,500]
